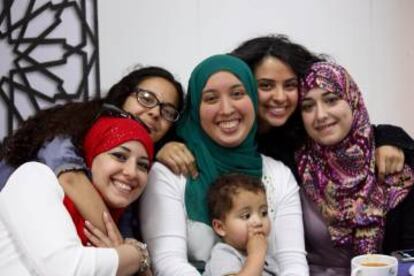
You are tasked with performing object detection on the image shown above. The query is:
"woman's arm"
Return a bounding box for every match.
[374,124,414,180]
[58,171,109,233]
[37,136,109,233]
[84,212,152,275]
[139,162,201,275]
[264,157,309,276]
[374,124,414,151]
[0,162,118,276]
[156,142,198,179]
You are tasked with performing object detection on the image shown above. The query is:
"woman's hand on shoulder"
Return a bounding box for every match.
[375,145,405,182]
[156,142,198,179]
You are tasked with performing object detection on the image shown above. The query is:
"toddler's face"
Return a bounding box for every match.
[215,189,271,251]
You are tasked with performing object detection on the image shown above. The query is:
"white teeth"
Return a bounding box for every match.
[268,107,286,115]
[218,120,238,129]
[114,181,131,192]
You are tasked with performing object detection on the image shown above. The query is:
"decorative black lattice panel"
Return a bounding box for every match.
[0,0,99,139]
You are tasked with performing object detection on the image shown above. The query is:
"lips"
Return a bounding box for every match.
[267,106,289,116]
[112,179,134,194]
[217,118,240,133]
[142,120,158,134]
[315,122,336,132]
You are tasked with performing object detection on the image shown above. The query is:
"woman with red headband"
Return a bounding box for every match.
[0,114,154,275]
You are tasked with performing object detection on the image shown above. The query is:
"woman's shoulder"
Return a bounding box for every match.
[5,162,61,190]
[0,161,64,207]
[147,162,187,193]
[260,154,299,199]
[150,162,185,179]
[261,154,295,178]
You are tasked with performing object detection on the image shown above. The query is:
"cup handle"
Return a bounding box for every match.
[351,267,361,276]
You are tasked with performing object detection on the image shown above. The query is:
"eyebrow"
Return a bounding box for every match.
[237,206,251,213]
[202,83,244,94]
[119,145,131,153]
[303,90,333,101]
[231,84,244,89]
[119,145,150,160]
[285,78,299,83]
[257,77,297,82]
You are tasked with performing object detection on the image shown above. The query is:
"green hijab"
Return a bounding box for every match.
[177,54,263,225]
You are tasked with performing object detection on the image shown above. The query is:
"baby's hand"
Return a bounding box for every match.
[246,225,268,257]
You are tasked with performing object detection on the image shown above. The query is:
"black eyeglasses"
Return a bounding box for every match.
[134,88,180,122]
[99,104,151,133]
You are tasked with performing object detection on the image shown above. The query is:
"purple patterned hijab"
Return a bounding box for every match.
[296,62,414,254]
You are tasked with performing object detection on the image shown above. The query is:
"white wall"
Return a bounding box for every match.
[99,0,414,136]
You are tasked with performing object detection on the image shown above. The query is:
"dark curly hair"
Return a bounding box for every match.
[207,173,265,221]
[231,34,326,79]
[1,66,184,167]
[230,34,328,153]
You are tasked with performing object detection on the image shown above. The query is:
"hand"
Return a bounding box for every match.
[246,225,268,257]
[156,142,198,179]
[375,145,405,182]
[124,238,151,274]
[84,211,123,247]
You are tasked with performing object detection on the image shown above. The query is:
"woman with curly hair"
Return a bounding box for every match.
[0,66,184,235]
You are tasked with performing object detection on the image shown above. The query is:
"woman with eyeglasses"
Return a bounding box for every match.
[0,114,154,275]
[0,66,184,238]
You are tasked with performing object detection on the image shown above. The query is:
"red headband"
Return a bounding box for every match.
[83,116,154,168]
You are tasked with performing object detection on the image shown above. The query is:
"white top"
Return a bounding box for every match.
[203,242,276,276]
[139,155,309,276]
[0,162,118,276]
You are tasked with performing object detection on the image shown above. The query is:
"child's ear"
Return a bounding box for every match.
[212,218,226,237]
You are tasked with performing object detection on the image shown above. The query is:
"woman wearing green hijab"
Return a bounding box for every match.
[139,55,308,275]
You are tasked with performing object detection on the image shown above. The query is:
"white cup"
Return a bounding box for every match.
[351,254,398,276]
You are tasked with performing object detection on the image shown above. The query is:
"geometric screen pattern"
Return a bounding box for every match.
[0,0,100,139]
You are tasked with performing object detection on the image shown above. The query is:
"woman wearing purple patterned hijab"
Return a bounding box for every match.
[296,61,414,273]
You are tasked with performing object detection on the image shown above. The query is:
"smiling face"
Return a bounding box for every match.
[90,140,150,208]
[122,76,179,143]
[301,88,353,146]
[199,71,255,148]
[212,189,270,251]
[254,56,299,133]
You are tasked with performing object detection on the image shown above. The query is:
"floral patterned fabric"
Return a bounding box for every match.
[296,62,414,254]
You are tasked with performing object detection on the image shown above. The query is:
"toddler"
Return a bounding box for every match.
[204,173,273,276]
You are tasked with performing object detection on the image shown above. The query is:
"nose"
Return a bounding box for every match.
[315,102,328,122]
[270,86,287,103]
[122,159,138,179]
[250,214,264,228]
[147,104,161,119]
[219,97,235,115]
